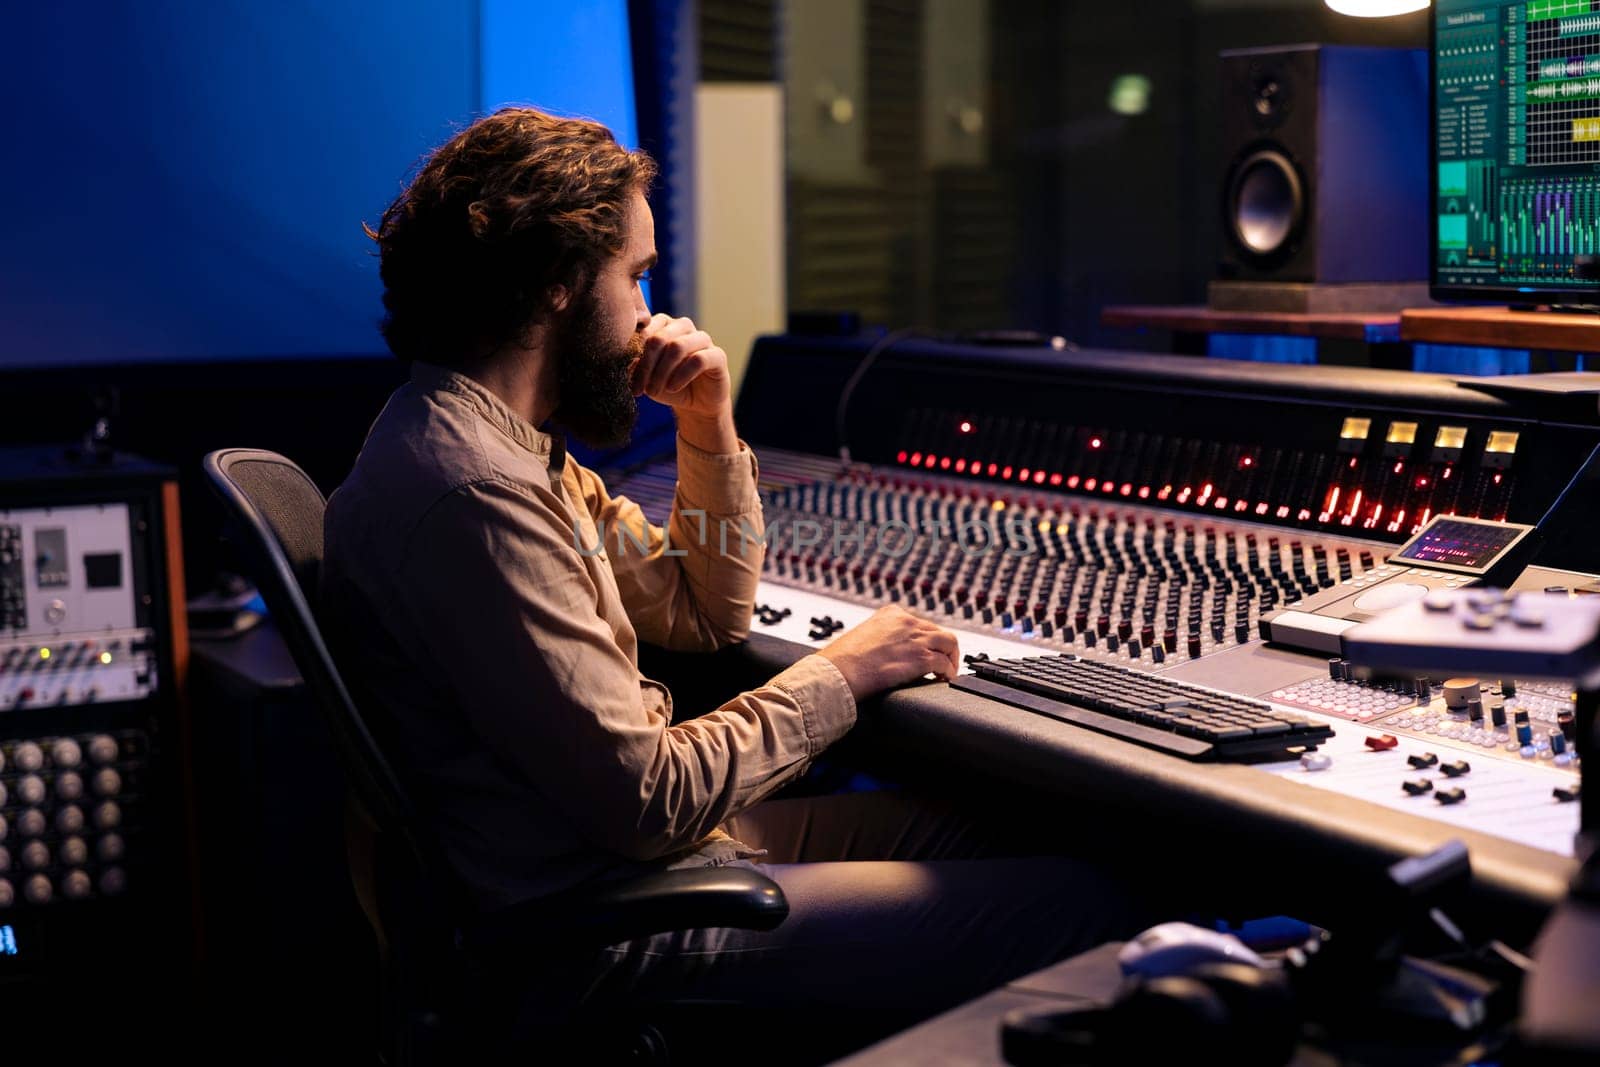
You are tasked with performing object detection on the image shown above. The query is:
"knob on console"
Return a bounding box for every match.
[50,738,81,768]
[54,806,83,835]
[16,775,45,807]
[23,874,51,905]
[12,741,42,773]
[96,833,125,863]
[61,870,91,901]
[57,836,87,867]
[1443,678,1480,711]
[92,802,121,831]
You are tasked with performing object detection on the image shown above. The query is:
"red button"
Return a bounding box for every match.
[1364,734,1399,751]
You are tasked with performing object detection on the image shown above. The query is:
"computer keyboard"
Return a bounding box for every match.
[952,654,1334,762]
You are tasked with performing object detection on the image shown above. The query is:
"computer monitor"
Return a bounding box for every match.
[1433,0,1600,303]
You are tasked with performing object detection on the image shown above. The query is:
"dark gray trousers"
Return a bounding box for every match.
[579,790,1152,1023]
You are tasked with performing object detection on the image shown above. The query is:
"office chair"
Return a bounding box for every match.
[202,448,789,1063]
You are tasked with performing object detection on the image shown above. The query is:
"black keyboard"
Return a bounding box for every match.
[952,655,1334,762]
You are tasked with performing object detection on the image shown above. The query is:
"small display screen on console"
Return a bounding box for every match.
[1392,516,1534,575]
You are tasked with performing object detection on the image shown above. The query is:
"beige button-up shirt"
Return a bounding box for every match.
[322,362,857,911]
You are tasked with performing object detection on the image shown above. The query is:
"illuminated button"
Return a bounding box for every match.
[1485,431,1519,455]
[54,772,83,801]
[57,837,88,867]
[24,875,52,905]
[54,806,84,835]
[12,742,43,773]
[92,802,121,831]
[87,734,118,764]
[98,867,127,897]
[49,738,81,768]
[20,842,49,871]
[16,776,45,807]
[1340,418,1372,441]
[17,811,45,838]
[96,834,125,863]
[61,870,91,901]
[0,879,12,908]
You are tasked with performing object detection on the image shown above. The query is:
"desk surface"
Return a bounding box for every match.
[1401,306,1600,352]
[735,632,1574,944]
[835,943,1127,1066]
[1101,304,1403,343]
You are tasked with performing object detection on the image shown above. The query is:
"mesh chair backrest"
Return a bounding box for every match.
[202,449,420,855]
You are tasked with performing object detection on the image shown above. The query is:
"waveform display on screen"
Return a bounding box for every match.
[1527,74,1600,98]
[1554,12,1600,34]
[1526,4,1600,166]
[1537,53,1600,76]
[1436,0,1600,291]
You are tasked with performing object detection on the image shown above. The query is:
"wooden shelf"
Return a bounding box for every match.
[1101,304,1402,343]
[1401,305,1600,353]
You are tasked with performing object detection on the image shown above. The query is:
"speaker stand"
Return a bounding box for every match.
[1209,281,1432,315]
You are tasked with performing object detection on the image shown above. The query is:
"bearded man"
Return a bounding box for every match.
[322,106,1144,1044]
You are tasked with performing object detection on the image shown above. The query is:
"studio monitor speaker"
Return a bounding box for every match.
[1217,44,1427,285]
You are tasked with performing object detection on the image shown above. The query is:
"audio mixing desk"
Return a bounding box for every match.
[604,335,1600,933]
[618,450,1584,850]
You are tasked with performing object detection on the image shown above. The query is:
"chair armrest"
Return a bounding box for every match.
[463,866,789,960]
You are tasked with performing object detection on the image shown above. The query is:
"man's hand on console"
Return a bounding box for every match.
[818,605,962,701]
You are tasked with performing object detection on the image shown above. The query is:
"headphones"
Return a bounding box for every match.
[1000,961,1301,1067]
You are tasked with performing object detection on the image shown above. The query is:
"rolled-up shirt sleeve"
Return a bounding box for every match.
[566,435,764,652]
[397,477,854,862]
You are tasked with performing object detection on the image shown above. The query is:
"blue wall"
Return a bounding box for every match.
[0,0,636,368]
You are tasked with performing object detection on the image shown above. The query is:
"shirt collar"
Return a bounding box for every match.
[408,360,565,474]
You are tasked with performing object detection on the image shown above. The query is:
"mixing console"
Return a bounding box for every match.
[606,336,1600,868]
[760,464,1386,668]
[613,444,1585,858]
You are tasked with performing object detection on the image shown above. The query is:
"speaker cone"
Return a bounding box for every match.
[1227,150,1303,258]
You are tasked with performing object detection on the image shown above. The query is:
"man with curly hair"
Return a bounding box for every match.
[323,106,1145,1048]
